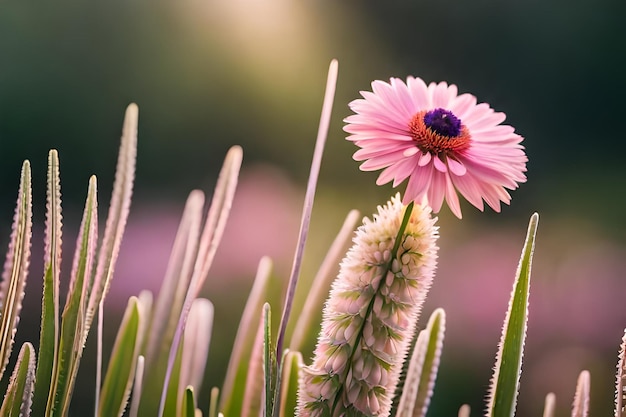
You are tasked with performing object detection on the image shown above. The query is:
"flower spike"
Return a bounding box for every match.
[298,193,439,417]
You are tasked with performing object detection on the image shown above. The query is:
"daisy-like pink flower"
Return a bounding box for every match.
[344,77,527,218]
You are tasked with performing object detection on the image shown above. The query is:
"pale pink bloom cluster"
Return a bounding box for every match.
[344,77,527,218]
[297,194,439,417]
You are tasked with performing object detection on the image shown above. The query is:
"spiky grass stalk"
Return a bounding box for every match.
[616,330,626,417]
[298,194,439,417]
[0,342,36,416]
[0,160,32,381]
[572,370,590,417]
[33,150,62,417]
[486,213,539,417]
[396,308,446,417]
[128,356,145,417]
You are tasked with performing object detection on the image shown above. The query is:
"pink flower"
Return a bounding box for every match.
[344,77,527,218]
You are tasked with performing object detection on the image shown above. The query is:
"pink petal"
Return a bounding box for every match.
[426,171,446,212]
[431,82,451,108]
[449,174,485,211]
[404,163,434,204]
[406,77,429,110]
[433,156,447,173]
[447,158,467,176]
[403,147,419,157]
[418,152,431,166]
[444,174,463,218]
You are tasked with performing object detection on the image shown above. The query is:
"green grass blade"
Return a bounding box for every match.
[220,257,273,416]
[397,308,446,417]
[182,387,196,417]
[163,340,184,417]
[98,296,143,417]
[278,350,303,417]
[0,342,36,417]
[128,356,145,417]
[572,370,590,417]
[48,176,99,417]
[412,308,446,417]
[0,161,32,381]
[208,387,219,417]
[85,103,138,335]
[140,191,204,416]
[240,313,265,417]
[263,303,275,417]
[33,150,63,417]
[486,213,539,417]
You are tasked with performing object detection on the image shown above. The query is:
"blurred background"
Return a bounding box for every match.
[1,0,625,415]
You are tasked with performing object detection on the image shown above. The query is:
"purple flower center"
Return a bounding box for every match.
[423,108,462,138]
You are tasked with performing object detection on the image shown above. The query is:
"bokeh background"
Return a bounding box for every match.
[1,0,625,415]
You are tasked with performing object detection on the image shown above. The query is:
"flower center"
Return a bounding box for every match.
[408,108,471,155]
[423,108,461,137]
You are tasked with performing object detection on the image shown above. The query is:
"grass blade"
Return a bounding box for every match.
[144,190,204,364]
[486,213,539,417]
[33,150,63,417]
[163,340,184,417]
[98,296,143,417]
[0,342,36,417]
[220,257,273,416]
[278,350,303,417]
[397,308,446,417]
[0,161,32,381]
[128,355,145,417]
[543,393,556,417]
[48,176,98,416]
[182,387,196,417]
[140,191,204,416]
[262,303,275,417]
[180,299,213,397]
[288,209,360,353]
[208,387,219,417]
[572,370,590,417]
[276,59,338,362]
[616,330,626,417]
[241,313,266,417]
[159,146,242,417]
[85,103,138,334]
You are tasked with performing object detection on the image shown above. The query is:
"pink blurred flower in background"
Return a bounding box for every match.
[344,77,527,218]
